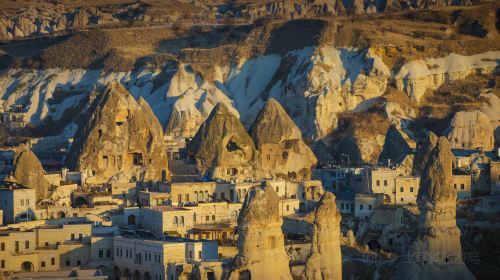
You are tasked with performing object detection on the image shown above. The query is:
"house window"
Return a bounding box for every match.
[400,187,404,192]
[185,194,189,201]
[454,184,457,190]
[212,215,215,221]
[198,251,202,259]
[368,205,372,210]
[66,260,70,266]
[132,153,143,165]
[41,261,45,268]
[106,249,111,258]
[276,187,279,193]
[25,241,29,249]
[15,241,19,252]
[400,198,404,202]
[177,194,182,203]
[461,184,465,190]
[286,205,289,211]
[410,187,414,192]
[99,250,104,258]
[384,180,388,186]
[1,260,4,268]
[20,199,24,206]
[51,258,55,265]
[78,234,83,241]
[77,260,81,266]
[360,205,364,210]
[0,243,4,251]
[26,199,29,206]
[376,180,380,186]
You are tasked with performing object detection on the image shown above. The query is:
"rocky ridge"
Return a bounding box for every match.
[0,6,119,40]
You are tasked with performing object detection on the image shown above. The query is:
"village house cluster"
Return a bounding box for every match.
[0,84,499,279]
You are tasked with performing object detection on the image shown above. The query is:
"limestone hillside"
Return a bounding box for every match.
[0,0,499,165]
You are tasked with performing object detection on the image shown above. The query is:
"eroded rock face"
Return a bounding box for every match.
[447,110,494,151]
[66,83,168,184]
[250,99,317,180]
[187,103,259,180]
[393,132,474,280]
[0,6,119,40]
[395,51,500,102]
[229,183,292,280]
[303,191,342,280]
[10,144,50,201]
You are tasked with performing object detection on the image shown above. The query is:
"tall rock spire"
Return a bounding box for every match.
[303,191,342,280]
[229,183,292,280]
[392,132,475,280]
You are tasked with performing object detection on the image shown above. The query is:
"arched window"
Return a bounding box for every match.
[194,191,198,202]
[204,191,208,201]
[180,216,185,226]
[199,191,204,201]
[173,216,178,226]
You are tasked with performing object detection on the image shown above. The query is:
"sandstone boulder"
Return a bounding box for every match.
[392,132,474,280]
[303,191,342,280]
[447,110,494,151]
[66,83,169,184]
[10,144,50,201]
[229,183,292,280]
[187,103,258,180]
[250,99,317,180]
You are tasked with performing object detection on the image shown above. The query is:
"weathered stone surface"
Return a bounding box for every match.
[447,110,494,151]
[10,144,50,201]
[187,103,259,180]
[250,99,317,180]
[303,191,342,280]
[67,83,169,184]
[229,183,292,280]
[392,132,474,280]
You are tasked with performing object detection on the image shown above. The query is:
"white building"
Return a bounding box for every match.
[362,166,398,204]
[112,236,218,280]
[0,182,37,224]
[355,193,384,220]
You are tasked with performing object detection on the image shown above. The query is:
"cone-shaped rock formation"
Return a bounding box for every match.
[187,103,258,180]
[250,99,317,180]
[66,83,169,184]
[10,144,50,201]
